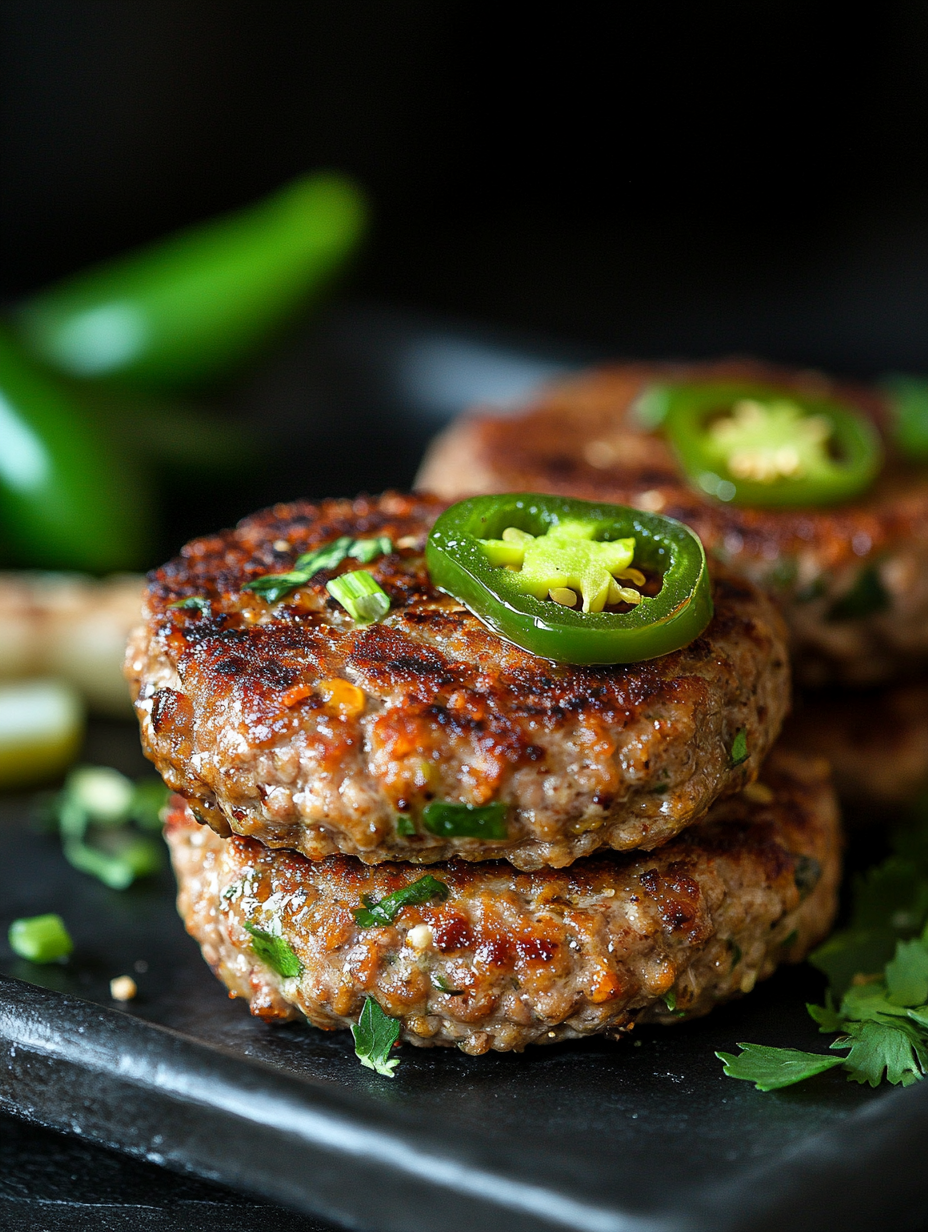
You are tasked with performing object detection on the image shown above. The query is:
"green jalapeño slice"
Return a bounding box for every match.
[426,494,712,665]
[652,381,883,507]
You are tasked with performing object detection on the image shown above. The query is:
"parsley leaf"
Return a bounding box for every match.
[353,874,449,928]
[716,1043,843,1090]
[886,938,928,1006]
[839,1019,928,1087]
[721,792,928,1093]
[244,922,303,978]
[352,996,401,1076]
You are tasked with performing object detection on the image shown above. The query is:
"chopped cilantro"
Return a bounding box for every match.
[353,874,449,928]
[168,595,210,614]
[662,990,685,1016]
[352,996,401,1076]
[244,922,303,979]
[395,813,416,836]
[730,728,748,767]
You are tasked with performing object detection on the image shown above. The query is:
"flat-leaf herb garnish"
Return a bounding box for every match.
[352,996,401,1076]
[243,536,393,603]
[353,874,449,928]
[719,795,928,1092]
[244,922,303,979]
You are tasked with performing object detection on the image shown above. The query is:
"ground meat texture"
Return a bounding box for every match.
[166,746,840,1055]
[417,361,928,686]
[782,680,928,810]
[127,492,789,870]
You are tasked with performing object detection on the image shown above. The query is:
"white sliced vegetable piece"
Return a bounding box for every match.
[0,678,84,789]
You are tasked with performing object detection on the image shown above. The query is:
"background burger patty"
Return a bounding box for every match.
[417,361,928,686]
[167,746,840,1056]
[128,492,789,870]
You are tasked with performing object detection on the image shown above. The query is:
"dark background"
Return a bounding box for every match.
[2,0,926,373]
[0,6,925,1225]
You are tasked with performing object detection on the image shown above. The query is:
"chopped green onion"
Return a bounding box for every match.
[9,913,73,963]
[129,779,171,830]
[244,921,303,978]
[730,728,748,767]
[64,833,162,890]
[326,571,390,623]
[352,996,401,1076]
[168,596,210,613]
[294,535,355,574]
[353,874,449,928]
[65,765,134,823]
[242,570,313,603]
[348,536,393,564]
[395,813,416,836]
[244,537,394,604]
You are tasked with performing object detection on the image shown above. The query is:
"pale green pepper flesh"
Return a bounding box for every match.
[480,520,635,612]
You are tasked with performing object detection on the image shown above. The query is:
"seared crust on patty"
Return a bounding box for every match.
[127,493,789,869]
[417,361,928,685]
[166,746,840,1055]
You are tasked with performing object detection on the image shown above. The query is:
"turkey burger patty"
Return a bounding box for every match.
[127,492,789,870]
[167,746,840,1055]
[417,361,928,685]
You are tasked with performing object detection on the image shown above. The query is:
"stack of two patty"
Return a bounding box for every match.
[128,491,840,1055]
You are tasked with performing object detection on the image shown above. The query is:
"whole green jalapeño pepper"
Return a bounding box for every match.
[426,494,713,665]
[14,172,367,392]
[0,330,151,570]
[644,381,883,507]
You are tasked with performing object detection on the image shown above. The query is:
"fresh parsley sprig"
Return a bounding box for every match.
[353,873,449,928]
[244,922,303,979]
[720,796,928,1091]
[243,536,393,603]
[352,996,401,1077]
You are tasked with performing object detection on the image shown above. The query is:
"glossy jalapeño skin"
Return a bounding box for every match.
[417,360,928,685]
[425,493,713,665]
[16,173,367,392]
[127,492,789,870]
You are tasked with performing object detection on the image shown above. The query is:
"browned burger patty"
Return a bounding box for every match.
[166,746,840,1055]
[781,680,928,809]
[127,493,789,870]
[417,361,928,686]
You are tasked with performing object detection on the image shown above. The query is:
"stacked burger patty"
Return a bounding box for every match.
[127,491,842,1055]
[419,360,928,811]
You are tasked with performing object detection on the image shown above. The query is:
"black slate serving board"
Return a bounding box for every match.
[1,310,927,1231]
